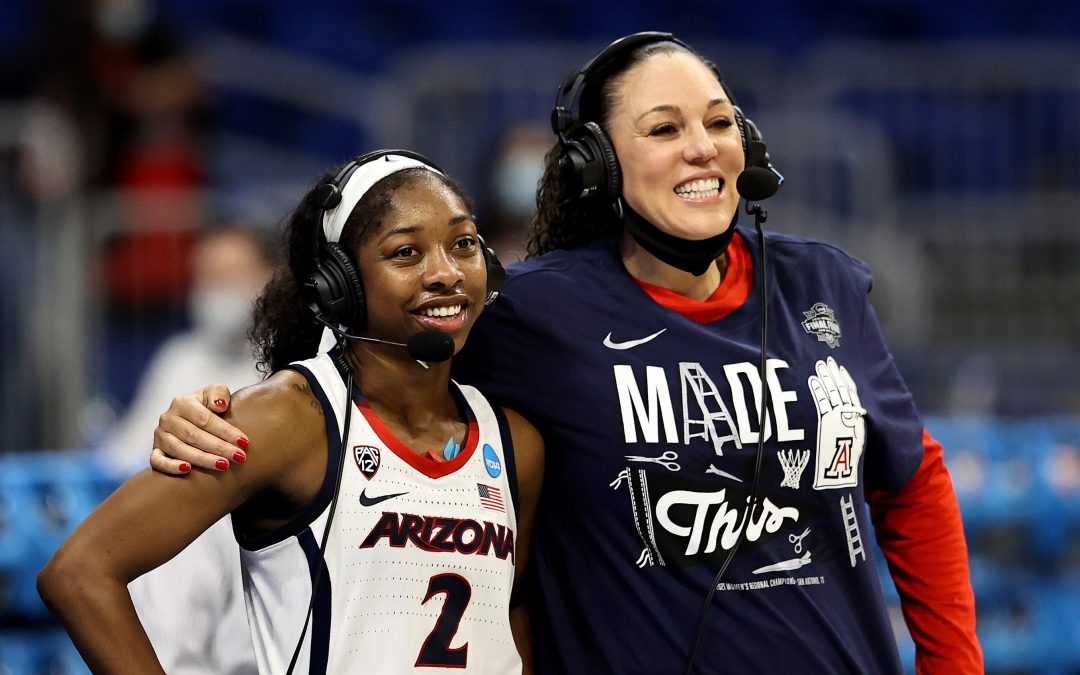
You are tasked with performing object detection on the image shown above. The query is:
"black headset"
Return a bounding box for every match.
[550,31,775,203]
[304,149,506,333]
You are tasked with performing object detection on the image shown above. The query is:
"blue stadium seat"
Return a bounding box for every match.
[0,631,37,675]
[36,629,91,675]
[0,460,53,619]
[0,451,121,620]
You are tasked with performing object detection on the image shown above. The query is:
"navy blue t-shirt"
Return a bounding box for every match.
[453,228,925,674]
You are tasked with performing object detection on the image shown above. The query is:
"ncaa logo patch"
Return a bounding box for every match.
[801,302,842,348]
[483,444,502,478]
[353,445,380,479]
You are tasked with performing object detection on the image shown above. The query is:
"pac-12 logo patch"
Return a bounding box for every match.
[483,443,502,478]
[353,445,381,479]
[801,302,842,348]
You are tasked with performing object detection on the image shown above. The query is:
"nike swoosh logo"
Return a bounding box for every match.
[358,489,409,507]
[603,328,666,350]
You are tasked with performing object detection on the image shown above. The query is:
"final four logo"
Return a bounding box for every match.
[801,303,841,348]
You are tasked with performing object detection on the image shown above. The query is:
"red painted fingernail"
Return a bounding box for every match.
[179,462,192,473]
[237,437,250,450]
[232,451,246,464]
[214,398,227,409]
[215,458,229,470]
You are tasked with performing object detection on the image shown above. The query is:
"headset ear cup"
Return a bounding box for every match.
[582,122,621,200]
[744,120,771,174]
[479,236,505,305]
[319,242,367,330]
[314,182,342,210]
[733,105,750,166]
[733,106,772,172]
[559,121,622,201]
[558,135,596,199]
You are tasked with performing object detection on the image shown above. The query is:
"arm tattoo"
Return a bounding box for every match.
[292,382,324,416]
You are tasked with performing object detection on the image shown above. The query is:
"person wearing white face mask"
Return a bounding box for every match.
[188,275,262,353]
[484,122,552,264]
[105,225,272,469]
[101,224,271,675]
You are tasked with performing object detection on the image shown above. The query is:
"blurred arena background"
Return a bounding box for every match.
[1,0,1079,672]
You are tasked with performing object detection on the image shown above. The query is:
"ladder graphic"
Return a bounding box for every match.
[680,363,742,456]
[840,494,866,567]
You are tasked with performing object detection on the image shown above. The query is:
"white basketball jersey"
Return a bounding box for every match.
[237,352,522,674]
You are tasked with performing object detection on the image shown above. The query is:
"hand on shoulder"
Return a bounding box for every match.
[226,370,328,470]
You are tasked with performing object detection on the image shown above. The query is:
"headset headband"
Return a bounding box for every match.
[319,151,443,247]
[551,31,693,140]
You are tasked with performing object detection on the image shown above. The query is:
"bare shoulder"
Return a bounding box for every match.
[227,370,327,463]
[231,369,322,418]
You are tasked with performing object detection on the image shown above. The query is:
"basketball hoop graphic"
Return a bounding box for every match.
[777,449,810,489]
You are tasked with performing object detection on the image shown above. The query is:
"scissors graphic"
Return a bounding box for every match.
[789,527,810,553]
[624,451,680,472]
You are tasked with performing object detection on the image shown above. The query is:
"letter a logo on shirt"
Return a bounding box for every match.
[825,438,853,480]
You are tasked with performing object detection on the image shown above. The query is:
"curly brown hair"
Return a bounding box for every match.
[248,165,472,375]
[525,39,732,258]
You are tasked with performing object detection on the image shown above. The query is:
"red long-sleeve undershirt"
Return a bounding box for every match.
[866,429,984,674]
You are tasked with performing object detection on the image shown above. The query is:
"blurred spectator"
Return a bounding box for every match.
[98,224,269,675]
[0,202,37,452]
[33,0,209,192]
[480,121,549,263]
[103,224,272,467]
[24,0,216,429]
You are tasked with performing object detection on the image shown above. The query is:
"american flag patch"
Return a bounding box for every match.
[477,483,504,512]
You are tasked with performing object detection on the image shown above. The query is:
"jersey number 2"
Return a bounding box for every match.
[416,573,471,667]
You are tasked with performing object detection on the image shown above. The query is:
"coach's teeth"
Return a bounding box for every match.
[420,304,462,318]
[674,178,721,198]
